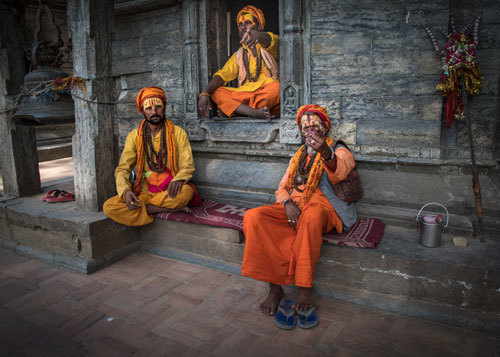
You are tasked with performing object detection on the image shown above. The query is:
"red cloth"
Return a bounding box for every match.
[155,199,385,249]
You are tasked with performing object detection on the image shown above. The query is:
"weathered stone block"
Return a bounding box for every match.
[114,7,181,41]
[193,157,287,191]
[119,72,153,90]
[112,38,143,59]
[0,217,12,240]
[11,224,79,256]
[200,119,280,143]
[143,219,243,244]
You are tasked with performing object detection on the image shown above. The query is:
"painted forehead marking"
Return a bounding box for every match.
[301,113,321,127]
[238,13,255,25]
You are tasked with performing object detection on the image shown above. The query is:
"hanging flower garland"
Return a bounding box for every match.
[423,15,483,127]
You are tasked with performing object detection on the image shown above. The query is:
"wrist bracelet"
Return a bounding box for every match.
[199,92,210,98]
[282,199,291,206]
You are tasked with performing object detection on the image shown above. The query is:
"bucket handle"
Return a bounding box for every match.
[416,202,449,227]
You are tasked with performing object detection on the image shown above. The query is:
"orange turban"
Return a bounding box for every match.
[296,104,331,134]
[237,5,265,31]
[135,86,166,113]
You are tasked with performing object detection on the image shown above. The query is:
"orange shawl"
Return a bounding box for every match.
[285,137,334,209]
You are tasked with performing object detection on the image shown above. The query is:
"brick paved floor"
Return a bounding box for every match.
[1,247,499,356]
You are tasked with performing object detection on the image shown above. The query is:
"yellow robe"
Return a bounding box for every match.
[213,32,279,92]
[103,124,195,226]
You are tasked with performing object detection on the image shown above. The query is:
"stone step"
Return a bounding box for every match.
[141,218,500,334]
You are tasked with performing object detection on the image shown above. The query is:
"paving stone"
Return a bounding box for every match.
[131,276,182,298]
[106,322,158,350]
[57,310,106,337]
[0,277,37,305]
[132,335,189,357]
[83,336,137,357]
[336,325,400,356]
[1,247,500,356]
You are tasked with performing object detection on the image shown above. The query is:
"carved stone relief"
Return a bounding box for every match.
[283,84,297,118]
[280,120,301,144]
[184,119,206,141]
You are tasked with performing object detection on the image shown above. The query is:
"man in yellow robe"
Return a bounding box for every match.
[103,86,198,226]
[242,105,357,327]
[197,5,280,120]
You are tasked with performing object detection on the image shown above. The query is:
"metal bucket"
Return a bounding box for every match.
[416,202,449,248]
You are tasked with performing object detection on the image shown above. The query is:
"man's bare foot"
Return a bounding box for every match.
[146,204,192,215]
[234,104,272,120]
[260,283,284,316]
[217,108,229,118]
[292,287,314,311]
[251,106,272,120]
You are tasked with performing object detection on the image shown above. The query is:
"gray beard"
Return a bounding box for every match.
[306,145,317,157]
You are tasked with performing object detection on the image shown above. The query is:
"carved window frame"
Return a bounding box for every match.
[182,0,310,146]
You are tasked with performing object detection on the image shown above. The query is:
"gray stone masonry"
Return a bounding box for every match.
[0,194,141,274]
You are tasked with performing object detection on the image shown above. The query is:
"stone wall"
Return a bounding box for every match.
[309,0,499,163]
[112,3,184,147]
[108,0,500,219]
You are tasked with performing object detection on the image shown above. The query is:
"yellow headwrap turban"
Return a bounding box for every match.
[136,86,167,113]
[237,5,265,31]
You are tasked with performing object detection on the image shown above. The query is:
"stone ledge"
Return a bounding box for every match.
[0,237,141,274]
[0,196,142,271]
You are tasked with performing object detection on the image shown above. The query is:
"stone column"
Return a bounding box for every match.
[279,0,309,144]
[0,3,41,197]
[67,0,115,211]
[182,0,203,135]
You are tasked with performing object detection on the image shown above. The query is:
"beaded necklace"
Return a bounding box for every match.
[293,149,317,192]
[242,48,262,82]
[142,123,167,173]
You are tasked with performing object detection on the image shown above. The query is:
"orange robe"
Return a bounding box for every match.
[241,147,355,287]
[211,82,280,118]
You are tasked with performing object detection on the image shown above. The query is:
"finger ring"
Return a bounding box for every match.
[311,140,316,145]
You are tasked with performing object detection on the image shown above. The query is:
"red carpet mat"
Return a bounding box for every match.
[156,200,385,248]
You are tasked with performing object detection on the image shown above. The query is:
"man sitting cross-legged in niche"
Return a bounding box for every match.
[242,104,358,328]
[197,5,280,120]
[103,86,200,227]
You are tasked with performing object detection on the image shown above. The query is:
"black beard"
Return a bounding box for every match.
[144,114,165,125]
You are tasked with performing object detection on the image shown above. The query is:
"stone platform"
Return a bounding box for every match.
[1,179,499,335]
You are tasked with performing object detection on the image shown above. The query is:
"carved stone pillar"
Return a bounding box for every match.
[68,0,116,211]
[279,0,310,144]
[182,0,206,140]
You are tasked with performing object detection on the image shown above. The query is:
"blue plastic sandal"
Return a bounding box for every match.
[297,306,319,329]
[274,299,296,330]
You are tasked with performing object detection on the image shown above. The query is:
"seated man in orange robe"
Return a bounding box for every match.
[103,86,199,227]
[242,104,357,325]
[197,5,279,120]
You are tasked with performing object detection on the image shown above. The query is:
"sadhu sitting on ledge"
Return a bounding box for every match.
[242,104,358,329]
[197,5,279,120]
[104,86,200,227]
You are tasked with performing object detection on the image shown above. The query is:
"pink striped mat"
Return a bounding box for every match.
[156,200,385,248]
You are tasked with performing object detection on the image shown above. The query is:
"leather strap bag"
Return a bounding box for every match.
[331,140,363,202]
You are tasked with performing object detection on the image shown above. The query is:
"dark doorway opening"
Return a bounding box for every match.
[227,0,279,62]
